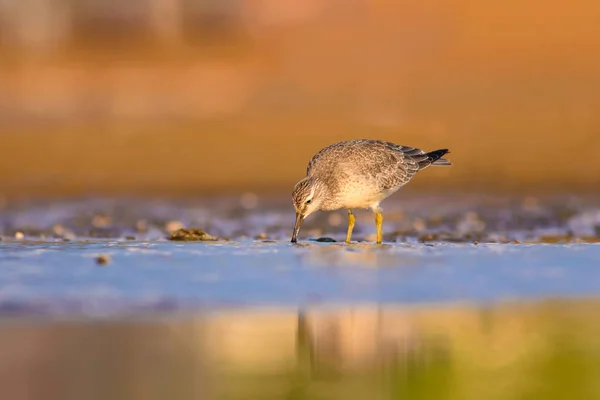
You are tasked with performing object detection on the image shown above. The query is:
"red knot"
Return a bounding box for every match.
[291,139,452,244]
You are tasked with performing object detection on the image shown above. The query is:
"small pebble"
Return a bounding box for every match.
[168,228,217,241]
[313,237,337,243]
[95,254,110,265]
[125,236,136,240]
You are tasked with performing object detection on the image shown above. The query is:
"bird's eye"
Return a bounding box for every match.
[306,199,312,204]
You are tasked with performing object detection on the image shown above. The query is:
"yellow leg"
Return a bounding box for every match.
[375,209,383,244]
[346,210,355,244]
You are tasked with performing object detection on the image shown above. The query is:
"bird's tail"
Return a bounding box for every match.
[417,149,452,169]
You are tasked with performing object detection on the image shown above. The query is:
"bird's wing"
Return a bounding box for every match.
[306,141,347,176]
[375,143,423,190]
[305,140,428,191]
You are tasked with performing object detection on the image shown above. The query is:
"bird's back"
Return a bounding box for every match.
[306,139,448,191]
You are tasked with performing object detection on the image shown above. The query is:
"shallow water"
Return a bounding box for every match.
[1,240,600,315]
[1,195,600,399]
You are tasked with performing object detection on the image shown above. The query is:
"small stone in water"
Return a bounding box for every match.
[313,237,337,243]
[95,254,110,265]
[168,228,217,241]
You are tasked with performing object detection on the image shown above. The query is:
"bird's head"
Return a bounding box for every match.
[291,177,328,242]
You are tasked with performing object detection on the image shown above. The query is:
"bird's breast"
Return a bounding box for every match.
[324,180,398,210]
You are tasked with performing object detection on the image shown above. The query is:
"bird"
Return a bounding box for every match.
[290,139,451,244]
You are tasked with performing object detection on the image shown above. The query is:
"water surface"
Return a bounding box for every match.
[0,240,599,315]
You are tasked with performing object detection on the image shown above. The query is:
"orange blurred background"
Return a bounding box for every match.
[1,0,599,196]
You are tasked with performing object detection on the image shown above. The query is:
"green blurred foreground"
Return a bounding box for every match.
[2,299,600,400]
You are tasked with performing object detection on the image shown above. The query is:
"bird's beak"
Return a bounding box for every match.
[291,212,305,243]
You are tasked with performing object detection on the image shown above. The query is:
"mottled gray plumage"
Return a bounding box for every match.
[291,139,451,243]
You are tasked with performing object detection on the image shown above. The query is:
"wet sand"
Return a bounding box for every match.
[2,193,599,245]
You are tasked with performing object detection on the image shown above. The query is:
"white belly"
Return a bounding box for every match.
[335,182,401,210]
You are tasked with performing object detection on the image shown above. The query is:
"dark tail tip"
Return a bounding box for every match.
[426,149,449,162]
[419,149,452,168]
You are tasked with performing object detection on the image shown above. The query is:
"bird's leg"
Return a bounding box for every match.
[375,208,383,244]
[346,210,355,244]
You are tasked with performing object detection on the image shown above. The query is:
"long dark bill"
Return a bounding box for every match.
[291,212,305,243]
